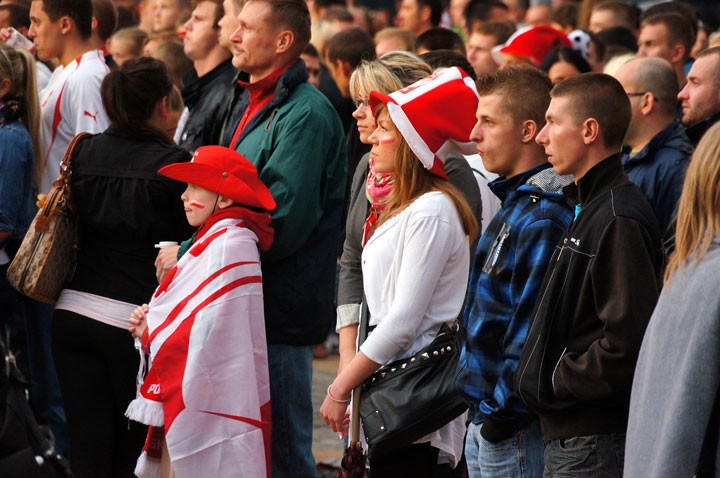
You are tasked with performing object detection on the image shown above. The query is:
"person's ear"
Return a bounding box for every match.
[160,95,169,118]
[0,78,11,99]
[216,195,235,209]
[419,5,431,24]
[340,60,353,79]
[670,43,685,65]
[91,16,98,33]
[520,119,538,144]
[59,16,73,35]
[640,92,655,116]
[582,118,600,145]
[275,29,294,55]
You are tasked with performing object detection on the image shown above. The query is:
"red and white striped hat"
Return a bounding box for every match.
[369,67,480,180]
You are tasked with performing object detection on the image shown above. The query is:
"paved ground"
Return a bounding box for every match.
[312,353,345,470]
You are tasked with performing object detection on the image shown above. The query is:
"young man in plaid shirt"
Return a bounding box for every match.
[456,67,573,478]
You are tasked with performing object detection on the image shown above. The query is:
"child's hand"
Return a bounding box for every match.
[129,304,149,339]
[155,246,180,282]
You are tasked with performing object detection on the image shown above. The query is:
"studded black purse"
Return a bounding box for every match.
[358,310,468,460]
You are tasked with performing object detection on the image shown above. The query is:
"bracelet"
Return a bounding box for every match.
[327,384,350,403]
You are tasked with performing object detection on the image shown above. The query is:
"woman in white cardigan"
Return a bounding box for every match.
[320,67,479,475]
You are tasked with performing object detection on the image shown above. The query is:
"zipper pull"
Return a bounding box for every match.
[556,238,568,262]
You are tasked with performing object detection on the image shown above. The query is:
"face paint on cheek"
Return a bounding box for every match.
[189,201,206,209]
[379,137,396,145]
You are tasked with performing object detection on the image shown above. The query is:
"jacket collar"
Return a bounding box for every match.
[488,162,552,203]
[623,120,692,164]
[234,58,308,103]
[685,112,720,146]
[181,58,234,109]
[563,153,628,206]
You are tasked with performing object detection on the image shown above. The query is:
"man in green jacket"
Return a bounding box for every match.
[223,0,347,475]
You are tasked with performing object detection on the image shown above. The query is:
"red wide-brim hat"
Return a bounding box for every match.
[158,146,276,211]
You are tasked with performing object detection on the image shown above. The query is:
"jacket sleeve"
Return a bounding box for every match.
[336,155,370,331]
[258,105,347,264]
[654,153,688,233]
[484,217,566,422]
[552,217,661,401]
[0,129,31,232]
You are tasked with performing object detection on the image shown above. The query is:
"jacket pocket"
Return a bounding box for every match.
[482,223,511,275]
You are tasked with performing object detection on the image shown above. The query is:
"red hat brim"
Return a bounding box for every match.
[158,162,276,211]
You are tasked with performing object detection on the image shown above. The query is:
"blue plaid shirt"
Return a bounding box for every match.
[456,163,573,425]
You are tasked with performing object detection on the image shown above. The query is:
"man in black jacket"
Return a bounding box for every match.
[176,0,235,150]
[516,73,664,478]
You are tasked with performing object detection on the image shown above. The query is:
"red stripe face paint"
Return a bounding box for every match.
[379,137,396,145]
[189,201,206,209]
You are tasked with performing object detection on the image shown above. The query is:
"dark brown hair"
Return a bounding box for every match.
[551,72,630,149]
[473,21,515,45]
[476,66,552,128]
[327,27,375,68]
[101,57,174,141]
[91,0,118,41]
[41,0,93,39]
[191,0,224,27]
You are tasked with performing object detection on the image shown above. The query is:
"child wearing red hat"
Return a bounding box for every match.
[320,67,480,474]
[125,146,275,478]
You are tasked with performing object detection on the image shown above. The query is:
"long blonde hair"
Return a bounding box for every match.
[0,44,41,189]
[373,104,478,243]
[665,122,720,282]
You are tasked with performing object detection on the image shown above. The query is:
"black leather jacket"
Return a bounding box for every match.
[177,59,236,151]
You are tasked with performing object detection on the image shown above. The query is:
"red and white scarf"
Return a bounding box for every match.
[126,217,272,477]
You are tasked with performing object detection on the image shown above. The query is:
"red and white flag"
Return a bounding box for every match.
[126,218,271,477]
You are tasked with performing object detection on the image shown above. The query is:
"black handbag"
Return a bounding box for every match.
[358,300,468,460]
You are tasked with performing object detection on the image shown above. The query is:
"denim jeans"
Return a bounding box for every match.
[465,420,544,478]
[543,433,625,478]
[267,343,317,478]
[24,299,70,457]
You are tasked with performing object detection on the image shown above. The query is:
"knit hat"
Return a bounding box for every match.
[368,67,480,180]
[158,146,276,211]
[493,25,572,66]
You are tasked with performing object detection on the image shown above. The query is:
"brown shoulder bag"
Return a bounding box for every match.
[7,133,89,303]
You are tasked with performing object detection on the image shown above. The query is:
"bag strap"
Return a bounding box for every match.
[53,132,90,190]
[350,298,370,443]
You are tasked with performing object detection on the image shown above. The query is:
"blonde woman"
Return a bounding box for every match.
[337,52,481,373]
[322,67,479,476]
[625,122,720,477]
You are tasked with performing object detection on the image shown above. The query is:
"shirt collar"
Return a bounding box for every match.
[488,162,552,202]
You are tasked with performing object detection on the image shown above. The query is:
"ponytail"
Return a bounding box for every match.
[0,44,42,189]
[100,57,174,142]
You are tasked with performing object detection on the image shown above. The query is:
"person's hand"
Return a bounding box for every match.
[36,193,47,208]
[320,384,351,437]
[155,246,180,282]
[0,28,12,43]
[129,303,149,338]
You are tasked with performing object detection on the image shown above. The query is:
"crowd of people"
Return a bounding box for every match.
[0,0,720,476]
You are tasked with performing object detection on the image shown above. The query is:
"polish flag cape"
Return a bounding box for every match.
[126,218,271,477]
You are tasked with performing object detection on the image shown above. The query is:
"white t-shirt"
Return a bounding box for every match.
[39,49,110,194]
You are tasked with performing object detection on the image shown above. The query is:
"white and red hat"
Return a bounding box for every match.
[369,67,480,180]
[492,25,572,66]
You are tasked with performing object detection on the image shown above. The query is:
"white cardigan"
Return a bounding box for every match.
[360,190,470,467]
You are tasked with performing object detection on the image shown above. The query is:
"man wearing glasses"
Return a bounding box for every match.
[614,56,692,234]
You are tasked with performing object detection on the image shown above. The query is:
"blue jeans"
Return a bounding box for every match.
[268,344,317,478]
[466,420,544,478]
[24,299,70,457]
[543,433,625,478]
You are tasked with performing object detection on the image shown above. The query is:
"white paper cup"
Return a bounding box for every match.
[155,241,179,249]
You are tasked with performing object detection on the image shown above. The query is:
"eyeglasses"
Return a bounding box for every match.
[354,98,370,109]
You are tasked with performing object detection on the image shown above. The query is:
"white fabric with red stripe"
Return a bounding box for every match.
[126,217,271,477]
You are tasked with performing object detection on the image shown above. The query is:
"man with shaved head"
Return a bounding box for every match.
[615,56,692,232]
